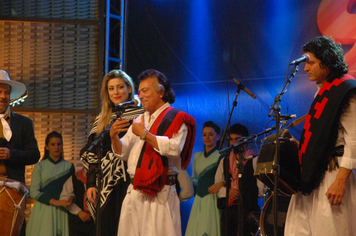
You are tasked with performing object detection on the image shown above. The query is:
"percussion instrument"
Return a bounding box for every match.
[259,194,291,236]
[254,129,301,196]
[0,178,28,236]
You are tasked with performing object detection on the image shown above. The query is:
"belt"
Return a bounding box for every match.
[165,175,177,185]
[130,175,177,185]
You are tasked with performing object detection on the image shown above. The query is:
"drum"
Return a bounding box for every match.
[260,194,291,236]
[0,178,28,236]
[254,129,301,196]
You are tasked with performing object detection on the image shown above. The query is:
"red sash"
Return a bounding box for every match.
[133,107,196,197]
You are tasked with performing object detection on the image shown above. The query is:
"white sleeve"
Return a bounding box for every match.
[339,96,356,169]
[60,176,82,215]
[66,203,82,215]
[177,169,194,201]
[60,176,74,200]
[155,123,188,160]
[215,158,227,198]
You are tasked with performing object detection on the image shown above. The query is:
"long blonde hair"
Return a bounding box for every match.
[96,70,135,134]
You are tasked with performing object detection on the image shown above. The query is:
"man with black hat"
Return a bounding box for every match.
[0,70,40,235]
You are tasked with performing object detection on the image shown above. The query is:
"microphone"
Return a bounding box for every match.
[280,114,297,120]
[289,54,310,65]
[115,99,139,109]
[228,76,257,99]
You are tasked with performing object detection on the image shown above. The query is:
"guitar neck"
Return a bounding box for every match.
[284,114,307,129]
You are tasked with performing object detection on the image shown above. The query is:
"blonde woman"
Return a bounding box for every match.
[81,70,144,236]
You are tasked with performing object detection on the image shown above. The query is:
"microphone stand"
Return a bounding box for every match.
[236,144,246,236]
[219,76,257,151]
[219,77,257,236]
[219,127,275,236]
[219,126,276,155]
[267,64,299,236]
[218,85,241,150]
[94,136,103,236]
[218,83,242,236]
[88,109,125,236]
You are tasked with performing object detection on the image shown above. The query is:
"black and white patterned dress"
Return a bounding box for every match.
[81,106,144,236]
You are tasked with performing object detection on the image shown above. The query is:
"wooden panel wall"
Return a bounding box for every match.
[0,0,104,187]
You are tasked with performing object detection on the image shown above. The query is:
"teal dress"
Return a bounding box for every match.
[185,148,223,236]
[26,156,74,236]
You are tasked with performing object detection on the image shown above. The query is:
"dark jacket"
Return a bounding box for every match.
[5,110,40,183]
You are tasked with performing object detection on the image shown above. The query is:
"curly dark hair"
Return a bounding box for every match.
[229,123,249,137]
[203,121,220,135]
[303,36,348,82]
[138,69,175,104]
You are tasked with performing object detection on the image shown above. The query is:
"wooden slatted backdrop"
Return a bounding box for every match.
[0,0,104,193]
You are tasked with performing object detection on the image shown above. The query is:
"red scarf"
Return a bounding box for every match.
[133,107,196,197]
[228,149,253,206]
[75,168,89,212]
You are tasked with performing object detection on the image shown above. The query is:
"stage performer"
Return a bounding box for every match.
[81,70,144,236]
[215,123,260,236]
[0,70,40,236]
[111,69,196,236]
[185,121,224,236]
[285,36,356,236]
[26,131,75,236]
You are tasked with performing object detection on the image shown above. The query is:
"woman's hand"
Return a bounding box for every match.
[78,210,92,222]
[87,187,97,205]
[208,181,224,194]
[50,198,73,207]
